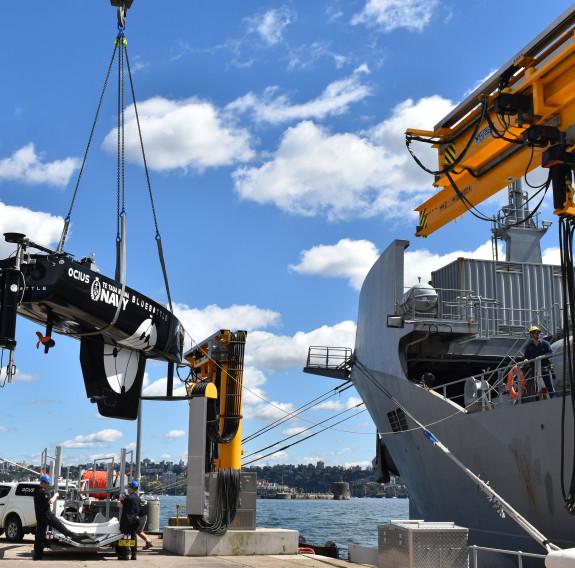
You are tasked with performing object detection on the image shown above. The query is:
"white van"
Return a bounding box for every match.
[0,481,68,542]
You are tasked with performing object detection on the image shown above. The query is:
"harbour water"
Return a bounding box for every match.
[157,496,409,557]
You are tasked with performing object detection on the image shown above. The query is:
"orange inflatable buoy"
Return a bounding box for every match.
[507,366,525,400]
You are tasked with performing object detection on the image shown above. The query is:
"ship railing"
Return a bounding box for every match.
[398,286,477,322]
[399,285,561,340]
[429,353,567,410]
[305,346,353,372]
[469,544,546,567]
[476,303,560,340]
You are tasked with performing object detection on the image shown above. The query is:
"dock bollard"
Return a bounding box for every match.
[146,498,160,532]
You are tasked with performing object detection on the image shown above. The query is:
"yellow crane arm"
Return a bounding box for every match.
[409,6,575,236]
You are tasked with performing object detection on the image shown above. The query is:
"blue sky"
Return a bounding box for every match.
[0,0,571,470]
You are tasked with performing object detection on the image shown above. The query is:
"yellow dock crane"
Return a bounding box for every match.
[181,330,252,533]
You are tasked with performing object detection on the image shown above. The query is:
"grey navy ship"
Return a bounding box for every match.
[306,184,575,561]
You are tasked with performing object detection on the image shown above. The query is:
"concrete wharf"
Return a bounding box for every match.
[0,534,368,567]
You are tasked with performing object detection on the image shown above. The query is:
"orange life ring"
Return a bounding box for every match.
[298,547,316,554]
[507,366,525,400]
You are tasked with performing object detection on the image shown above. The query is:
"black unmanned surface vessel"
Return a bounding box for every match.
[0,233,183,420]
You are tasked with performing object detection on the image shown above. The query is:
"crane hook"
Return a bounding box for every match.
[110,1,133,28]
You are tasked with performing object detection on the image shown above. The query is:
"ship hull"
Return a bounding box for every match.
[352,364,575,554]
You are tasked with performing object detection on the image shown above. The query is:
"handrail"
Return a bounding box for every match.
[175,504,188,526]
[306,346,353,370]
[429,352,564,409]
[469,544,546,567]
[398,286,562,342]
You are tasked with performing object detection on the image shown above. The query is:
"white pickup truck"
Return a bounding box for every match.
[0,481,68,542]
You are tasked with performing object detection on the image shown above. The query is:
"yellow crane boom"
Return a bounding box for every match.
[408,5,575,236]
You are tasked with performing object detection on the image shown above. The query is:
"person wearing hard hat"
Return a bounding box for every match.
[33,474,80,560]
[523,326,556,399]
[118,480,141,560]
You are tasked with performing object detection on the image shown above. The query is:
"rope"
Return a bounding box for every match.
[242,402,365,461]
[242,382,353,443]
[57,43,119,253]
[242,408,367,466]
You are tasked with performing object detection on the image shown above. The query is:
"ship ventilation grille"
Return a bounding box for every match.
[387,409,408,433]
[495,262,523,274]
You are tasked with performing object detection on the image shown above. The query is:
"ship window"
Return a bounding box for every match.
[387,409,408,433]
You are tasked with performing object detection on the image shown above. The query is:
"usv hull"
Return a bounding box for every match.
[0,240,183,420]
[15,254,182,363]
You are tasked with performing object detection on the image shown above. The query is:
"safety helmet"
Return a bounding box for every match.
[129,480,140,488]
[40,474,51,484]
[529,325,541,333]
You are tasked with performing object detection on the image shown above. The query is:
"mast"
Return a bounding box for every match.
[491,181,551,263]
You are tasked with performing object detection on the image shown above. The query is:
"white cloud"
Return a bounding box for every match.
[290,238,511,291]
[175,303,281,349]
[0,143,79,187]
[128,55,149,74]
[0,426,8,434]
[336,447,352,456]
[233,96,452,221]
[290,239,379,290]
[352,0,440,32]
[282,427,307,436]
[244,400,295,423]
[233,121,388,221]
[286,42,349,71]
[61,429,123,449]
[1,368,40,382]
[89,452,121,462]
[366,94,453,188]
[160,453,172,459]
[239,366,300,421]
[102,97,254,173]
[227,67,371,124]
[0,202,64,257]
[246,7,294,45]
[141,377,187,398]
[93,413,110,420]
[246,321,356,372]
[542,246,560,265]
[153,430,186,441]
[343,460,373,468]
[248,450,289,464]
[463,69,497,98]
[404,240,499,287]
[312,396,364,411]
[242,366,269,406]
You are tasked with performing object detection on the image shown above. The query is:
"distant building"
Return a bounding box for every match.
[162,471,176,483]
[316,461,325,470]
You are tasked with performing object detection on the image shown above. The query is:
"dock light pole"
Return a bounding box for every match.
[135,400,142,483]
